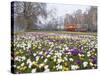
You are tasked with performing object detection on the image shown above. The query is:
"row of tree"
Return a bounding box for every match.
[64,6,97,32]
[12,1,47,32]
[12,2,97,32]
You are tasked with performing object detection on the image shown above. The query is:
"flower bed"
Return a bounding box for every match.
[11,31,97,73]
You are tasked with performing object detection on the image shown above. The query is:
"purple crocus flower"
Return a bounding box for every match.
[76,60,82,65]
[48,39,53,42]
[79,50,84,54]
[55,48,60,51]
[28,48,34,55]
[79,45,82,48]
[60,39,65,43]
[46,51,50,55]
[34,55,37,60]
[91,57,97,64]
[42,48,46,51]
[90,48,93,50]
[70,48,79,55]
[39,54,43,57]
[64,50,69,53]
[55,40,59,42]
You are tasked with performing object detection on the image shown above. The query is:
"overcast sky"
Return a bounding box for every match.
[47,3,91,17]
[38,3,91,25]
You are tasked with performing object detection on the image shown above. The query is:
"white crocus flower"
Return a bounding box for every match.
[58,46,61,49]
[56,64,63,70]
[53,55,56,59]
[56,64,60,68]
[15,56,21,62]
[54,58,56,62]
[62,48,65,51]
[27,43,31,49]
[71,65,79,70]
[57,59,62,63]
[78,54,82,57]
[33,53,36,56]
[59,65,63,69]
[95,44,97,48]
[47,54,51,58]
[55,53,58,56]
[21,56,26,60]
[32,61,36,65]
[39,51,43,55]
[39,63,44,68]
[83,62,88,67]
[69,58,74,62]
[59,53,62,56]
[87,51,91,57]
[44,59,48,63]
[21,62,25,66]
[27,59,31,64]
[29,61,33,68]
[17,44,20,48]
[44,69,50,72]
[23,47,26,50]
[90,62,93,66]
[67,52,71,55]
[17,66,20,69]
[13,65,16,68]
[44,65,49,69]
[15,57,19,61]
[32,69,36,73]
[65,46,68,50]
[38,46,41,49]
[26,59,33,68]
[81,54,84,57]
[36,56,39,61]
[51,44,54,47]
[64,44,67,47]
[64,57,68,61]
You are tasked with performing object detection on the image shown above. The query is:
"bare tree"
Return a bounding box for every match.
[14,1,47,31]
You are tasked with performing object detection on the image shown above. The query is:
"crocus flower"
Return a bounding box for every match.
[71,65,79,70]
[83,61,88,68]
[90,57,97,64]
[76,60,82,65]
[70,48,79,55]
